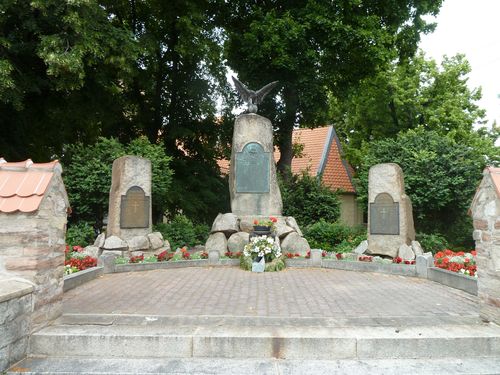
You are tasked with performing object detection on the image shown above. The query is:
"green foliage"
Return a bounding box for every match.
[355,129,492,247]
[223,0,443,173]
[66,221,95,247]
[416,233,449,254]
[303,220,362,253]
[153,215,206,250]
[334,53,487,156]
[281,172,341,227]
[62,136,172,227]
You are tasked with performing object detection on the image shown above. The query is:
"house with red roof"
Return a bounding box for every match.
[219,126,364,226]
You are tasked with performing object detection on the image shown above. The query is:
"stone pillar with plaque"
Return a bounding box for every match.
[229,113,282,217]
[106,156,152,241]
[366,163,415,258]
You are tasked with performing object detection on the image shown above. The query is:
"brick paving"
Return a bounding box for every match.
[63,267,478,324]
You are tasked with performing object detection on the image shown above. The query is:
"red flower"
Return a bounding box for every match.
[200,251,208,259]
[253,219,259,225]
[286,252,294,258]
[336,253,342,260]
[305,250,311,259]
[322,250,327,257]
[129,254,144,263]
[156,250,168,262]
[270,216,277,223]
[182,251,190,259]
[471,250,477,256]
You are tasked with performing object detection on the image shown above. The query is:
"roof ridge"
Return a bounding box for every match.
[0,159,61,173]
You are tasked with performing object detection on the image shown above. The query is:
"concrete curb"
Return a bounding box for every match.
[63,266,104,292]
[428,267,478,295]
[322,259,417,277]
[114,259,209,272]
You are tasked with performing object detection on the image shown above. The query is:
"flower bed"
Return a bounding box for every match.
[434,249,477,277]
[64,245,97,275]
[115,247,208,265]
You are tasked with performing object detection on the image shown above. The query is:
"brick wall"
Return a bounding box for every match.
[470,170,500,324]
[0,279,33,372]
[0,173,67,331]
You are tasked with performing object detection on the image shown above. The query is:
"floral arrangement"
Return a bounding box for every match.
[64,245,97,275]
[253,216,278,228]
[434,249,477,277]
[243,235,282,262]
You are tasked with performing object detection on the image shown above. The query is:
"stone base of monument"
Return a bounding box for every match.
[205,213,310,257]
[82,231,171,259]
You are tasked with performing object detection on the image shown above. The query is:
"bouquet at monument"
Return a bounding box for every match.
[244,235,282,262]
[253,216,278,230]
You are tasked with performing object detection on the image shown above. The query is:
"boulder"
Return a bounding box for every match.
[147,232,164,250]
[275,219,295,239]
[211,213,239,235]
[162,239,171,252]
[192,244,205,253]
[227,232,250,253]
[398,243,415,261]
[127,235,150,252]
[411,240,424,256]
[103,235,128,251]
[280,232,309,256]
[285,217,303,236]
[205,232,228,256]
[354,240,368,255]
[83,245,100,258]
[94,233,106,248]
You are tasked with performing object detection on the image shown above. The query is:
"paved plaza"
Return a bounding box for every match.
[63,267,479,327]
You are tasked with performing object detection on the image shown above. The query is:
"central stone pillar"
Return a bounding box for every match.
[229,114,282,216]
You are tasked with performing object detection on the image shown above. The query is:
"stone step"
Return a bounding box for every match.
[28,321,500,360]
[9,356,500,374]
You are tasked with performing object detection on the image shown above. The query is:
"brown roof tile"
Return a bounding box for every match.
[218,126,355,193]
[487,167,500,198]
[0,159,61,213]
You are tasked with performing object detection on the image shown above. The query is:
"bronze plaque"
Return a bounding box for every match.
[370,193,399,235]
[235,142,270,193]
[120,186,150,228]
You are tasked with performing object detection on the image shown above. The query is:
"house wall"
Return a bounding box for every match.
[0,173,68,332]
[470,173,500,324]
[339,193,364,227]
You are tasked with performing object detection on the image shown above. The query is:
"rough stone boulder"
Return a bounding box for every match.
[147,232,164,250]
[275,219,295,239]
[285,217,303,237]
[211,213,239,235]
[94,233,105,248]
[205,232,228,256]
[103,236,128,251]
[280,232,309,256]
[83,245,100,258]
[411,240,424,256]
[398,244,415,260]
[127,235,150,252]
[354,240,368,255]
[227,232,250,253]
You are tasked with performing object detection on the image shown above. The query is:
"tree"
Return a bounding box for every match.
[0,0,137,161]
[223,0,443,174]
[334,53,487,157]
[62,136,172,229]
[354,128,497,247]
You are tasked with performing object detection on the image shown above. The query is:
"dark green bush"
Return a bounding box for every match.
[66,221,95,247]
[154,215,207,250]
[415,232,449,254]
[304,220,363,252]
[280,172,341,227]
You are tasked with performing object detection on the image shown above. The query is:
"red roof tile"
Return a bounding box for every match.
[486,167,500,198]
[218,126,356,193]
[0,159,61,213]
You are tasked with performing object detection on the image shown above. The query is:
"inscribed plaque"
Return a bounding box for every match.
[370,193,399,235]
[120,186,150,228]
[235,142,270,193]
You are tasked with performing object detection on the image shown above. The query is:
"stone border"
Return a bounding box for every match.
[321,259,417,277]
[63,267,104,292]
[114,259,209,273]
[285,258,312,268]
[427,267,478,295]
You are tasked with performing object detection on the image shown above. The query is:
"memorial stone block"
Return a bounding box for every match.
[107,156,152,241]
[236,142,270,193]
[367,163,415,258]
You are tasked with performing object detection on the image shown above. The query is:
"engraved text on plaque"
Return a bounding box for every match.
[120,186,150,228]
[370,193,399,235]
[235,142,270,193]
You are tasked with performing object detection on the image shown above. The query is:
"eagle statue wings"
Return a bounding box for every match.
[232,76,279,114]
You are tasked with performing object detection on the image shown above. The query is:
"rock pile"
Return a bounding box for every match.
[83,232,170,258]
[205,213,309,256]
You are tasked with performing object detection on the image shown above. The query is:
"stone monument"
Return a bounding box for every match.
[106,156,152,241]
[366,163,415,258]
[205,77,310,256]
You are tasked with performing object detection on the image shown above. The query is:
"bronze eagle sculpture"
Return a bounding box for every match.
[232,76,279,114]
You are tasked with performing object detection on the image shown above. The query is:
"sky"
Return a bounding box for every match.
[419,0,500,128]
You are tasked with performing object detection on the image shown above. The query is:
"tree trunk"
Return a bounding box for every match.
[277,87,298,177]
